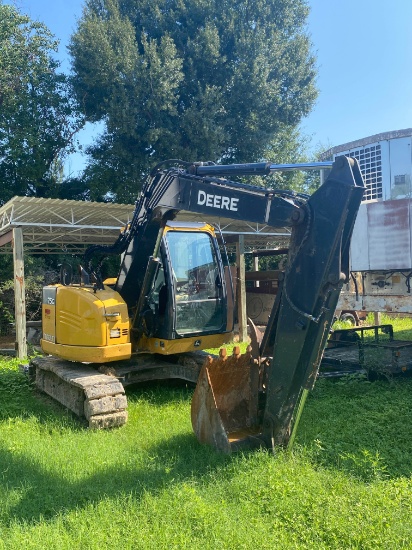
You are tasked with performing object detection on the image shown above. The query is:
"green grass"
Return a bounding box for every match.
[0,316,412,548]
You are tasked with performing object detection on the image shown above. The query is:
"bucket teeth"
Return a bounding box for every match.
[191,347,261,453]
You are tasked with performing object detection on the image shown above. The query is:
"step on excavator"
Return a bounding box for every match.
[32,156,364,452]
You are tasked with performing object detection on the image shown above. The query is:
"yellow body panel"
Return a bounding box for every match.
[137,332,233,355]
[163,222,216,236]
[41,284,131,362]
[41,339,131,363]
[54,285,129,347]
[103,277,117,286]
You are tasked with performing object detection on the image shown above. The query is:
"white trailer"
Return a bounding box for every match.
[322,129,412,318]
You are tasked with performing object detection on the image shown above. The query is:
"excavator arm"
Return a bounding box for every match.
[190,156,365,452]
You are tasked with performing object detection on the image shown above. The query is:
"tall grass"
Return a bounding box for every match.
[0,315,411,548]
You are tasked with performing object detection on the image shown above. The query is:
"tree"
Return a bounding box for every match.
[69,0,318,202]
[0,3,83,205]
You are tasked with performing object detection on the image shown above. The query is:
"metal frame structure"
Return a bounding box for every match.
[0,196,291,255]
[0,196,135,254]
[0,196,293,357]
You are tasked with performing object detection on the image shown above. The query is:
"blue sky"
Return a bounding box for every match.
[16,0,412,170]
[304,1,412,151]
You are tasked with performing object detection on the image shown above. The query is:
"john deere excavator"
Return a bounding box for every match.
[32,155,364,452]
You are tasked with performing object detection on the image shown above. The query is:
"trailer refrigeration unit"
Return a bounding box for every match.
[321,128,412,318]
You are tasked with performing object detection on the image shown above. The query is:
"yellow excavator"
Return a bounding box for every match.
[32,156,364,452]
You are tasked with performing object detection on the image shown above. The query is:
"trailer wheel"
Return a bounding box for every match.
[339,312,357,326]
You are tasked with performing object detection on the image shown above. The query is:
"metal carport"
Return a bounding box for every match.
[0,196,291,357]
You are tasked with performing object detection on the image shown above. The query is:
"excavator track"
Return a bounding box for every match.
[32,356,128,428]
[30,352,206,428]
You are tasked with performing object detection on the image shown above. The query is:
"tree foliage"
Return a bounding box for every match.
[70,0,318,202]
[0,3,83,205]
[0,254,60,334]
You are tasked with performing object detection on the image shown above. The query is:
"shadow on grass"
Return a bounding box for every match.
[0,372,233,525]
[0,368,194,429]
[0,432,232,525]
[0,368,86,431]
[126,378,195,405]
[298,376,412,480]
[2,366,412,526]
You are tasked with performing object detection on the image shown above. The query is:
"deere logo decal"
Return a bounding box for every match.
[197,190,239,212]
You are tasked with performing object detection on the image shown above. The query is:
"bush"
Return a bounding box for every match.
[0,255,59,334]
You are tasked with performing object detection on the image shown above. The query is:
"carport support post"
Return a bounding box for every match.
[13,228,27,358]
[236,235,248,342]
[254,255,260,287]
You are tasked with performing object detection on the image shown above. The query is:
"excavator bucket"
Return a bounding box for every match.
[191,347,261,453]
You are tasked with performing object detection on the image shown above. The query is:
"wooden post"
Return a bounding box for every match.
[236,235,248,342]
[374,311,381,326]
[13,228,27,358]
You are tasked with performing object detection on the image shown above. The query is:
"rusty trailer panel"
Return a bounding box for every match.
[338,291,412,315]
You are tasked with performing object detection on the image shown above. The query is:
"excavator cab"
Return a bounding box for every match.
[40,220,233,363]
[134,221,234,353]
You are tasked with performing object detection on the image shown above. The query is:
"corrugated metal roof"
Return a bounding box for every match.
[0,196,134,229]
[0,196,134,254]
[0,196,290,254]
